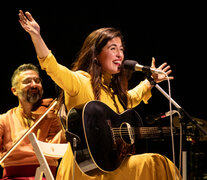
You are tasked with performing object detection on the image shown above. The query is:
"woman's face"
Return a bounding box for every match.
[97,37,124,74]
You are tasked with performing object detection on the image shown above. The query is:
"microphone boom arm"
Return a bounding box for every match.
[155,84,207,135]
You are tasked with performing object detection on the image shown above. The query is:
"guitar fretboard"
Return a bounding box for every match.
[135,126,173,139]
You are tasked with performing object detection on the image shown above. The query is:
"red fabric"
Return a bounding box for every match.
[1,165,56,180]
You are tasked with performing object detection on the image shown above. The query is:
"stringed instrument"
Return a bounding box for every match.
[66,100,176,174]
[0,99,58,164]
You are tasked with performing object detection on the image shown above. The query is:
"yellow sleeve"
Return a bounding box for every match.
[127,79,152,108]
[37,52,81,97]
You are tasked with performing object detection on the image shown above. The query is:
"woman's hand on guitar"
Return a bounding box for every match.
[18,10,40,37]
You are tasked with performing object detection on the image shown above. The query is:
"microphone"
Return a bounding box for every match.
[123,60,164,74]
[145,110,178,125]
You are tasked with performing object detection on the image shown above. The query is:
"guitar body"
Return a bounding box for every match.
[66,100,175,174]
[67,100,143,173]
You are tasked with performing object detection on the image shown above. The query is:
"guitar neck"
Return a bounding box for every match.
[135,126,174,139]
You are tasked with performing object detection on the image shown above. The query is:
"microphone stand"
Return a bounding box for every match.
[126,63,207,179]
[154,84,207,180]
[154,84,207,135]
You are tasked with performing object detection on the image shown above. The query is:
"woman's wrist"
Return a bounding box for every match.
[145,77,156,88]
[31,34,50,59]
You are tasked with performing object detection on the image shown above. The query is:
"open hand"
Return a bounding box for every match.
[18,10,40,36]
[151,57,174,83]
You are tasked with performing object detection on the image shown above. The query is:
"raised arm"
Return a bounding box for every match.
[18,10,84,99]
[18,10,50,59]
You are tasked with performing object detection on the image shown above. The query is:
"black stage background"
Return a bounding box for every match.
[1,4,207,179]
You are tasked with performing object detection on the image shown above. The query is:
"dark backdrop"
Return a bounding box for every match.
[2,4,206,120]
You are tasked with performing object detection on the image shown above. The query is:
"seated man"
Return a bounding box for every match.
[0,63,66,179]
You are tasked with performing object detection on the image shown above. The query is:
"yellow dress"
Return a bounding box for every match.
[38,53,182,180]
[57,143,181,180]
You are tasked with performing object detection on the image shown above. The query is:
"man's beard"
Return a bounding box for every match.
[27,91,42,104]
[20,88,43,104]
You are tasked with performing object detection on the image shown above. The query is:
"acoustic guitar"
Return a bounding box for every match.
[65,100,175,174]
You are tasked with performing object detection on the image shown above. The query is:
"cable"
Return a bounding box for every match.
[165,72,177,179]
[177,112,182,174]
[148,72,178,178]
[154,73,184,179]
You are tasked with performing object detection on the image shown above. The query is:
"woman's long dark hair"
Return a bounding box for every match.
[72,27,131,109]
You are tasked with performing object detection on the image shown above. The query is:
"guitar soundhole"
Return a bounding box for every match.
[120,122,135,145]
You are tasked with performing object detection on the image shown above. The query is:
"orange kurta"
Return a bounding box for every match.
[0,99,66,168]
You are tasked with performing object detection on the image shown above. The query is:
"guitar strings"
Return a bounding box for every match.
[111,128,172,137]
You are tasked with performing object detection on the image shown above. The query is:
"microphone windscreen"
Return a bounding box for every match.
[123,60,137,70]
